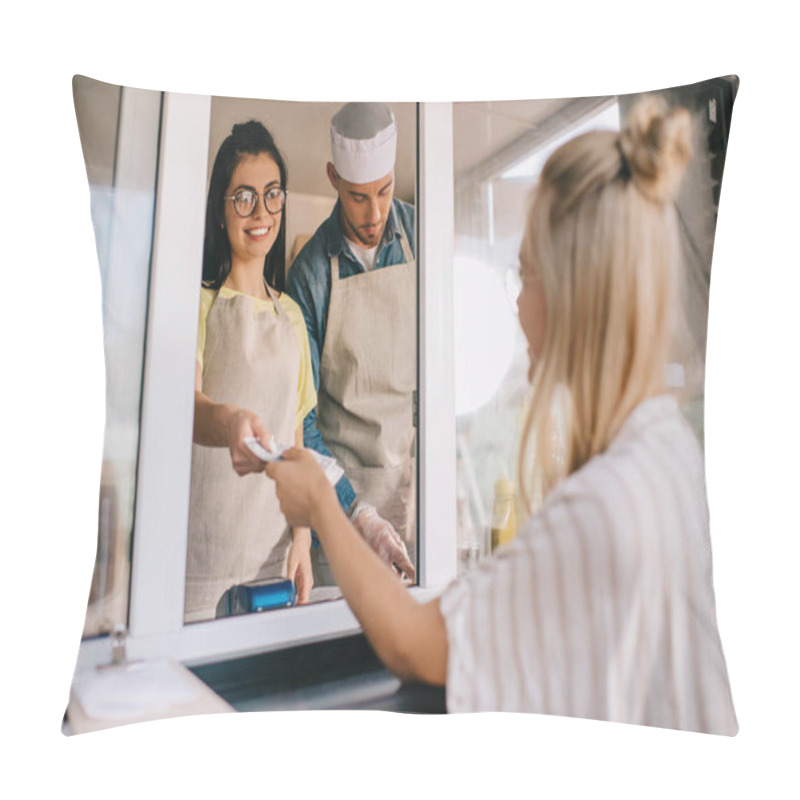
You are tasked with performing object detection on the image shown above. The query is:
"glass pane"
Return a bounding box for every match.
[73,76,161,637]
[452,84,733,575]
[452,98,622,574]
[184,99,418,622]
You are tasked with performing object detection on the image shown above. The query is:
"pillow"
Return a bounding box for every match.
[67,75,738,737]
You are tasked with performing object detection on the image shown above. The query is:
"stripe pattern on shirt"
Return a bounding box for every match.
[439,394,738,735]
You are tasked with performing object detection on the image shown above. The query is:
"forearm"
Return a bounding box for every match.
[291,526,311,545]
[291,430,312,548]
[292,430,312,547]
[311,496,446,684]
[193,391,237,447]
[194,365,268,475]
[302,409,357,513]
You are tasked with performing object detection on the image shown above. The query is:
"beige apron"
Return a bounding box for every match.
[317,228,417,574]
[185,285,299,622]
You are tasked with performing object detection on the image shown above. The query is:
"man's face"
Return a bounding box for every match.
[328,164,394,248]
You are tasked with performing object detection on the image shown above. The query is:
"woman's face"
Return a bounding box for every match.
[224,152,283,268]
[517,247,547,380]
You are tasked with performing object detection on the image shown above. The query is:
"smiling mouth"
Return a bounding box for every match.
[247,226,272,238]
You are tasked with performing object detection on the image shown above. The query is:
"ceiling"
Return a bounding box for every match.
[452,95,614,184]
[453,98,572,179]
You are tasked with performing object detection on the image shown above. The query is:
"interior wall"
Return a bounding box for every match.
[206,96,417,271]
[285,192,337,271]
[207,97,416,202]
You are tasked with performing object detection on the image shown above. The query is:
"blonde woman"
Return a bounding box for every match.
[265,100,737,734]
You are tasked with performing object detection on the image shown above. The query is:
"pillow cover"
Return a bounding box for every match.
[67,75,738,736]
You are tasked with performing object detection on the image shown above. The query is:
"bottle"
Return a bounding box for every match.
[490,473,517,552]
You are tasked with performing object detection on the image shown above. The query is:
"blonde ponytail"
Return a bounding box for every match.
[518,98,693,514]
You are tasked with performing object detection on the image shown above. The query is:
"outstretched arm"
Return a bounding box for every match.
[266,448,446,684]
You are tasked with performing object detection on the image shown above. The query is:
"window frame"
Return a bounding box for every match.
[74,96,457,673]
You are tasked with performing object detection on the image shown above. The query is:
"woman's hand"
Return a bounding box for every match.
[265,448,338,530]
[286,528,313,605]
[224,408,272,476]
[194,364,272,476]
[268,448,446,685]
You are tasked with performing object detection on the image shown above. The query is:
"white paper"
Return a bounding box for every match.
[245,437,344,485]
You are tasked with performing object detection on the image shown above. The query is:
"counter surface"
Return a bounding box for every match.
[189,633,447,714]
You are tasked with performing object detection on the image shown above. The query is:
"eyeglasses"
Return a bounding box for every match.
[224,186,287,218]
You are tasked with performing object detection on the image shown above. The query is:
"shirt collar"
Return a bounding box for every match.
[324,198,403,260]
[614,393,680,445]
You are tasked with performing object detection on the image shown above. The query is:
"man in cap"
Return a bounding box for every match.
[286,102,416,583]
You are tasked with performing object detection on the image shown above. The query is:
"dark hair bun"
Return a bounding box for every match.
[232,120,265,136]
[618,98,692,204]
[230,120,274,149]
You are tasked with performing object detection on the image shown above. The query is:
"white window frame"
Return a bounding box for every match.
[75,97,457,673]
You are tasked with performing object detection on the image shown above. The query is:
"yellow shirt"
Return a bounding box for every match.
[197,286,316,431]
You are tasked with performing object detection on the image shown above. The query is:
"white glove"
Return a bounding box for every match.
[351,503,416,582]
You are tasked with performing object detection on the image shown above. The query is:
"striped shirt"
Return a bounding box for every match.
[440,394,738,735]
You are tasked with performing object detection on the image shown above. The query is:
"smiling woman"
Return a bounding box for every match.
[185,120,317,622]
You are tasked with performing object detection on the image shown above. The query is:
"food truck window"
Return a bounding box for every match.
[72,89,458,671]
[183,98,419,623]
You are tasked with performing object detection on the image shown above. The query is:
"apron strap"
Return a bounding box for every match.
[397,219,414,265]
[264,281,287,318]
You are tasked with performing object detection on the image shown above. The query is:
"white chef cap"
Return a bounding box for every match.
[330,102,397,185]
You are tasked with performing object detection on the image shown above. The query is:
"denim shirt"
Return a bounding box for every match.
[285,197,416,513]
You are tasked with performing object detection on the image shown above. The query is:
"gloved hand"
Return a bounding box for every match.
[351,503,416,582]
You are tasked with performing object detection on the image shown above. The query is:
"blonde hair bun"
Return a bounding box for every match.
[618,98,692,204]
